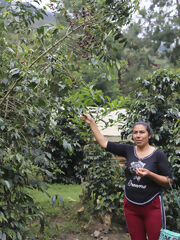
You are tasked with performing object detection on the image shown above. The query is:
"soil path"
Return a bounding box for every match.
[54,222,131,240]
[55,232,130,240]
[51,202,131,240]
[55,233,130,240]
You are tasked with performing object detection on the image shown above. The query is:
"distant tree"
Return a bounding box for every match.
[105,0,180,96]
[138,0,180,66]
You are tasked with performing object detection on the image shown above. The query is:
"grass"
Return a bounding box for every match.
[28,183,94,239]
[29,183,82,203]
[29,183,82,214]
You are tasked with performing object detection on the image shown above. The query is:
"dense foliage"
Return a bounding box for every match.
[0,0,138,238]
[45,88,111,184]
[83,144,125,214]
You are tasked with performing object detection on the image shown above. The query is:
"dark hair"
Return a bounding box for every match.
[133,121,153,136]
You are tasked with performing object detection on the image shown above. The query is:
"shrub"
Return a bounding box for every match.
[83,144,125,215]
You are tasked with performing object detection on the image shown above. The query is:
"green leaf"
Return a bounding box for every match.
[175,138,180,145]
[118,38,126,43]
[91,58,98,65]
[51,195,57,205]
[67,51,73,59]
[1,126,5,130]
[0,180,11,189]
[0,232,6,240]
[7,47,15,54]
[17,232,22,240]
[16,153,22,162]
[44,170,53,177]
[10,68,20,77]
[38,98,46,107]
[1,78,8,85]
[37,26,44,35]
[59,196,64,206]
[63,139,72,153]
[116,61,121,70]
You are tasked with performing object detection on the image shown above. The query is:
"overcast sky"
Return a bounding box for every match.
[27,0,150,10]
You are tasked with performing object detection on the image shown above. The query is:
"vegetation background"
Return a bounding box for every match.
[0,0,179,239]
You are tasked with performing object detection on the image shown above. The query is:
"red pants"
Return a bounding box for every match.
[124,195,163,240]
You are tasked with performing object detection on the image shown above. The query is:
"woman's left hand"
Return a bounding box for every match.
[136,168,150,177]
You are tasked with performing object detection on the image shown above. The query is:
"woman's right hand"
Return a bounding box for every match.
[81,113,94,125]
[81,113,108,148]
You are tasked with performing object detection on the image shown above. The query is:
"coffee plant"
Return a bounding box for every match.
[0,0,138,238]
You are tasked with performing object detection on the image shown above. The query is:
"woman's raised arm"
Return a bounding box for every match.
[82,113,108,149]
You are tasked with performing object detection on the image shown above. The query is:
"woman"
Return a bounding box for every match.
[82,113,172,240]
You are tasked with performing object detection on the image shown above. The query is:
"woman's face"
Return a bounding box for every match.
[133,124,151,147]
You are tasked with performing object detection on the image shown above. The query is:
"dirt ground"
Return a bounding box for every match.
[55,233,130,240]
[54,217,131,240]
[55,232,130,240]
[43,202,131,240]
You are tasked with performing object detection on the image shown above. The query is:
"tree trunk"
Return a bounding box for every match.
[176,0,180,18]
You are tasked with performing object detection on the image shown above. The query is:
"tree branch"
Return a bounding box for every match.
[4,96,9,119]
[0,23,86,106]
